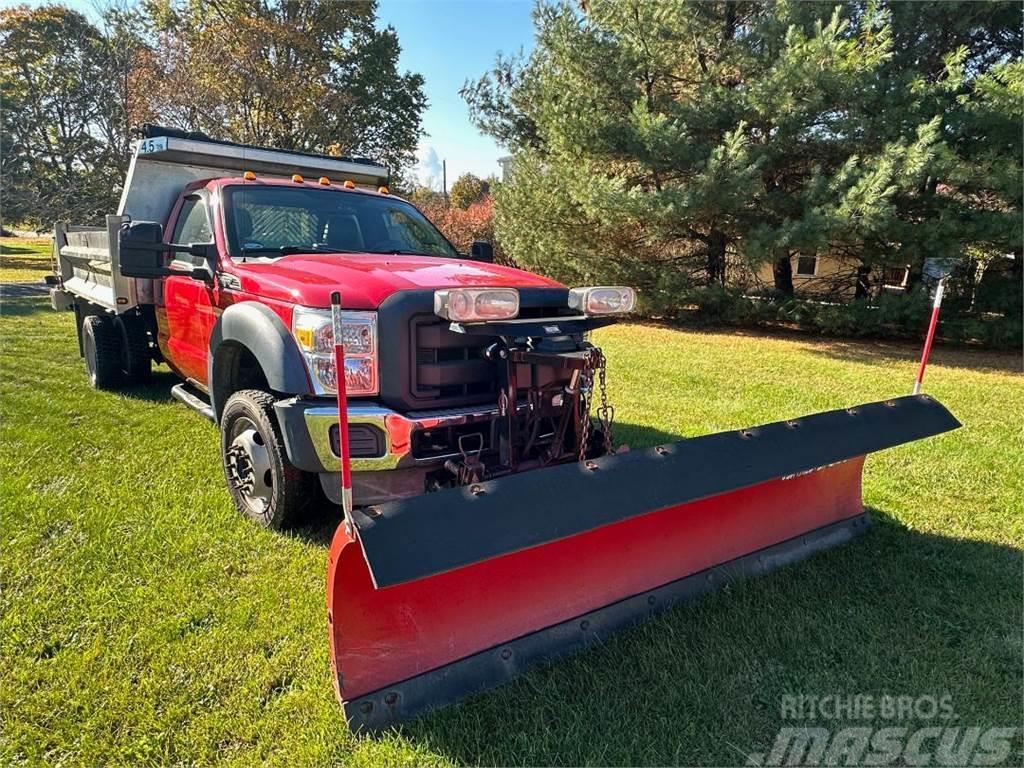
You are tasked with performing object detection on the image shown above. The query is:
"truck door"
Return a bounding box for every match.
[158,193,219,385]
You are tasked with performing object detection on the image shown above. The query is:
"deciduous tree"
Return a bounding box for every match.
[449,172,490,209]
[0,5,136,227]
[416,195,502,262]
[141,0,427,180]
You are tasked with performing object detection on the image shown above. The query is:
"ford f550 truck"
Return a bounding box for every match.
[51,127,636,527]
[52,127,960,729]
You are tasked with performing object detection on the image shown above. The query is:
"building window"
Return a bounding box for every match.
[883,266,910,288]
[796,255,818,277]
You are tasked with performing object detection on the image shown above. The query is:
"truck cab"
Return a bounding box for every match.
[52,127,635,527]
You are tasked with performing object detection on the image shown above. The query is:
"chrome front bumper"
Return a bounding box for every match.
[289,399,505,473]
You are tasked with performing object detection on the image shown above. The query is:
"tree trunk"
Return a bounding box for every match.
[855,264,872,299]
[772,250,794,295]
[706,229,727,285]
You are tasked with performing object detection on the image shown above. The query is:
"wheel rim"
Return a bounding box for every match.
[225,416,274,518]
[84,328,97,385]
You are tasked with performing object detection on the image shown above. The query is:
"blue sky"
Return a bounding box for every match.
[377,0,536,188]
[2,0,537,188]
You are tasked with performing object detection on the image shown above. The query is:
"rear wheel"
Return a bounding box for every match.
[118,314,151,383]
[82,315,123,390]
[220,389,315,529]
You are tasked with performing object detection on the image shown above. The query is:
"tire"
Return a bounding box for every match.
[82,315,123,390]
[220,389,315,529]
[118,314,151,383]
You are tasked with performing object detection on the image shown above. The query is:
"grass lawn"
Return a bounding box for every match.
[1,296,1021,766]
[0,238,54,283]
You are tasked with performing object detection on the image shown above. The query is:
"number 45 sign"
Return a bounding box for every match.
[136,136,168,155]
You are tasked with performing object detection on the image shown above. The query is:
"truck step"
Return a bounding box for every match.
[171,383,215,423]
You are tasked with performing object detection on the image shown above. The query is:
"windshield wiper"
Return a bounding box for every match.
[240,244,358,257]
[279,244,359,255]
[369,248,442,257]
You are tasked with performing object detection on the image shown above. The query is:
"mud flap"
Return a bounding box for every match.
[327,394,958,730]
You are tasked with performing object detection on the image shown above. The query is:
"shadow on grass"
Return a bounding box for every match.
[0,243,49,255]
[293,510,345,547]
[385,509,1019,765]
[0,256,51,269]
[121,370,179,404]
[801,337,1022,376]
[0,296,52,317]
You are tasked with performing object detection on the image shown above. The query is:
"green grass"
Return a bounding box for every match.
[1,298,1021,766]
[0,238,54,283]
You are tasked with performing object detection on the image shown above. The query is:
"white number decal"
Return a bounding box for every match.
[137,136,168,155]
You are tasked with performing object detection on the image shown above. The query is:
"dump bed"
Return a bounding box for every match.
[54,216,144,314]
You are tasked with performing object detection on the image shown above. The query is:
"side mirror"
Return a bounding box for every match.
[470,241,494,263]
[119,221,170,278]
[178,244,217,284]
[119,221,215,282]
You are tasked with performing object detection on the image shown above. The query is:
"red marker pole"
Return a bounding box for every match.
[330,291,353,521]
[912,278,946,395]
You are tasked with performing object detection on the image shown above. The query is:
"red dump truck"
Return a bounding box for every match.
[51,127,959,730]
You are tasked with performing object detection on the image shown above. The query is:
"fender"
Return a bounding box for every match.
[208,301,312,420]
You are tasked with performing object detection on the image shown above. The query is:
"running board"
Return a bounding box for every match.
[170,383,215,422]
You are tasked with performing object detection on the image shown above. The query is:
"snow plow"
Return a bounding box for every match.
[325,298,960,731]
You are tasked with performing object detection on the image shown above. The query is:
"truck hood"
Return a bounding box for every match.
[231,252,562,309]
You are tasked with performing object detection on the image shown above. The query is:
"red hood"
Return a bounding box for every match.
[230,253,563,309]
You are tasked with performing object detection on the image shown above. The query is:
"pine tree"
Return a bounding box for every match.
[463,1,1021,310]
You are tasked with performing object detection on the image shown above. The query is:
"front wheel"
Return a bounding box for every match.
[220,389,316,529]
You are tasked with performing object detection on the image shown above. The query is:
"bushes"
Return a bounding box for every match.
[410,191,1018,350]
[415,195,508,263]
[681,286,1021,349]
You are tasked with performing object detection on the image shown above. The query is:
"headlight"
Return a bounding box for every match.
[434,288,519,322]
[292,307,378,396]
[568,286,636,315]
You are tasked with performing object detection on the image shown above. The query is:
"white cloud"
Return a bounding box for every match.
[416,146,444,191]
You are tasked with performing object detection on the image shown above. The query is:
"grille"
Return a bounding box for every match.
[376,287,575,412]
[412,317,496,401]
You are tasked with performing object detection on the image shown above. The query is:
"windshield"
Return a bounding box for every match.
[222,185,459,259]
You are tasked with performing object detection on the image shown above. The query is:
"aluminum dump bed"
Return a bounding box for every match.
[53,216,139,313]
[118,132,390,222]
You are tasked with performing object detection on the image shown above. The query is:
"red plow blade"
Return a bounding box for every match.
[326,395,958,730]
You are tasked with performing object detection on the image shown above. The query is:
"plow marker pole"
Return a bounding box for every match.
[330,291,353,520]
[913,278,946,395]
